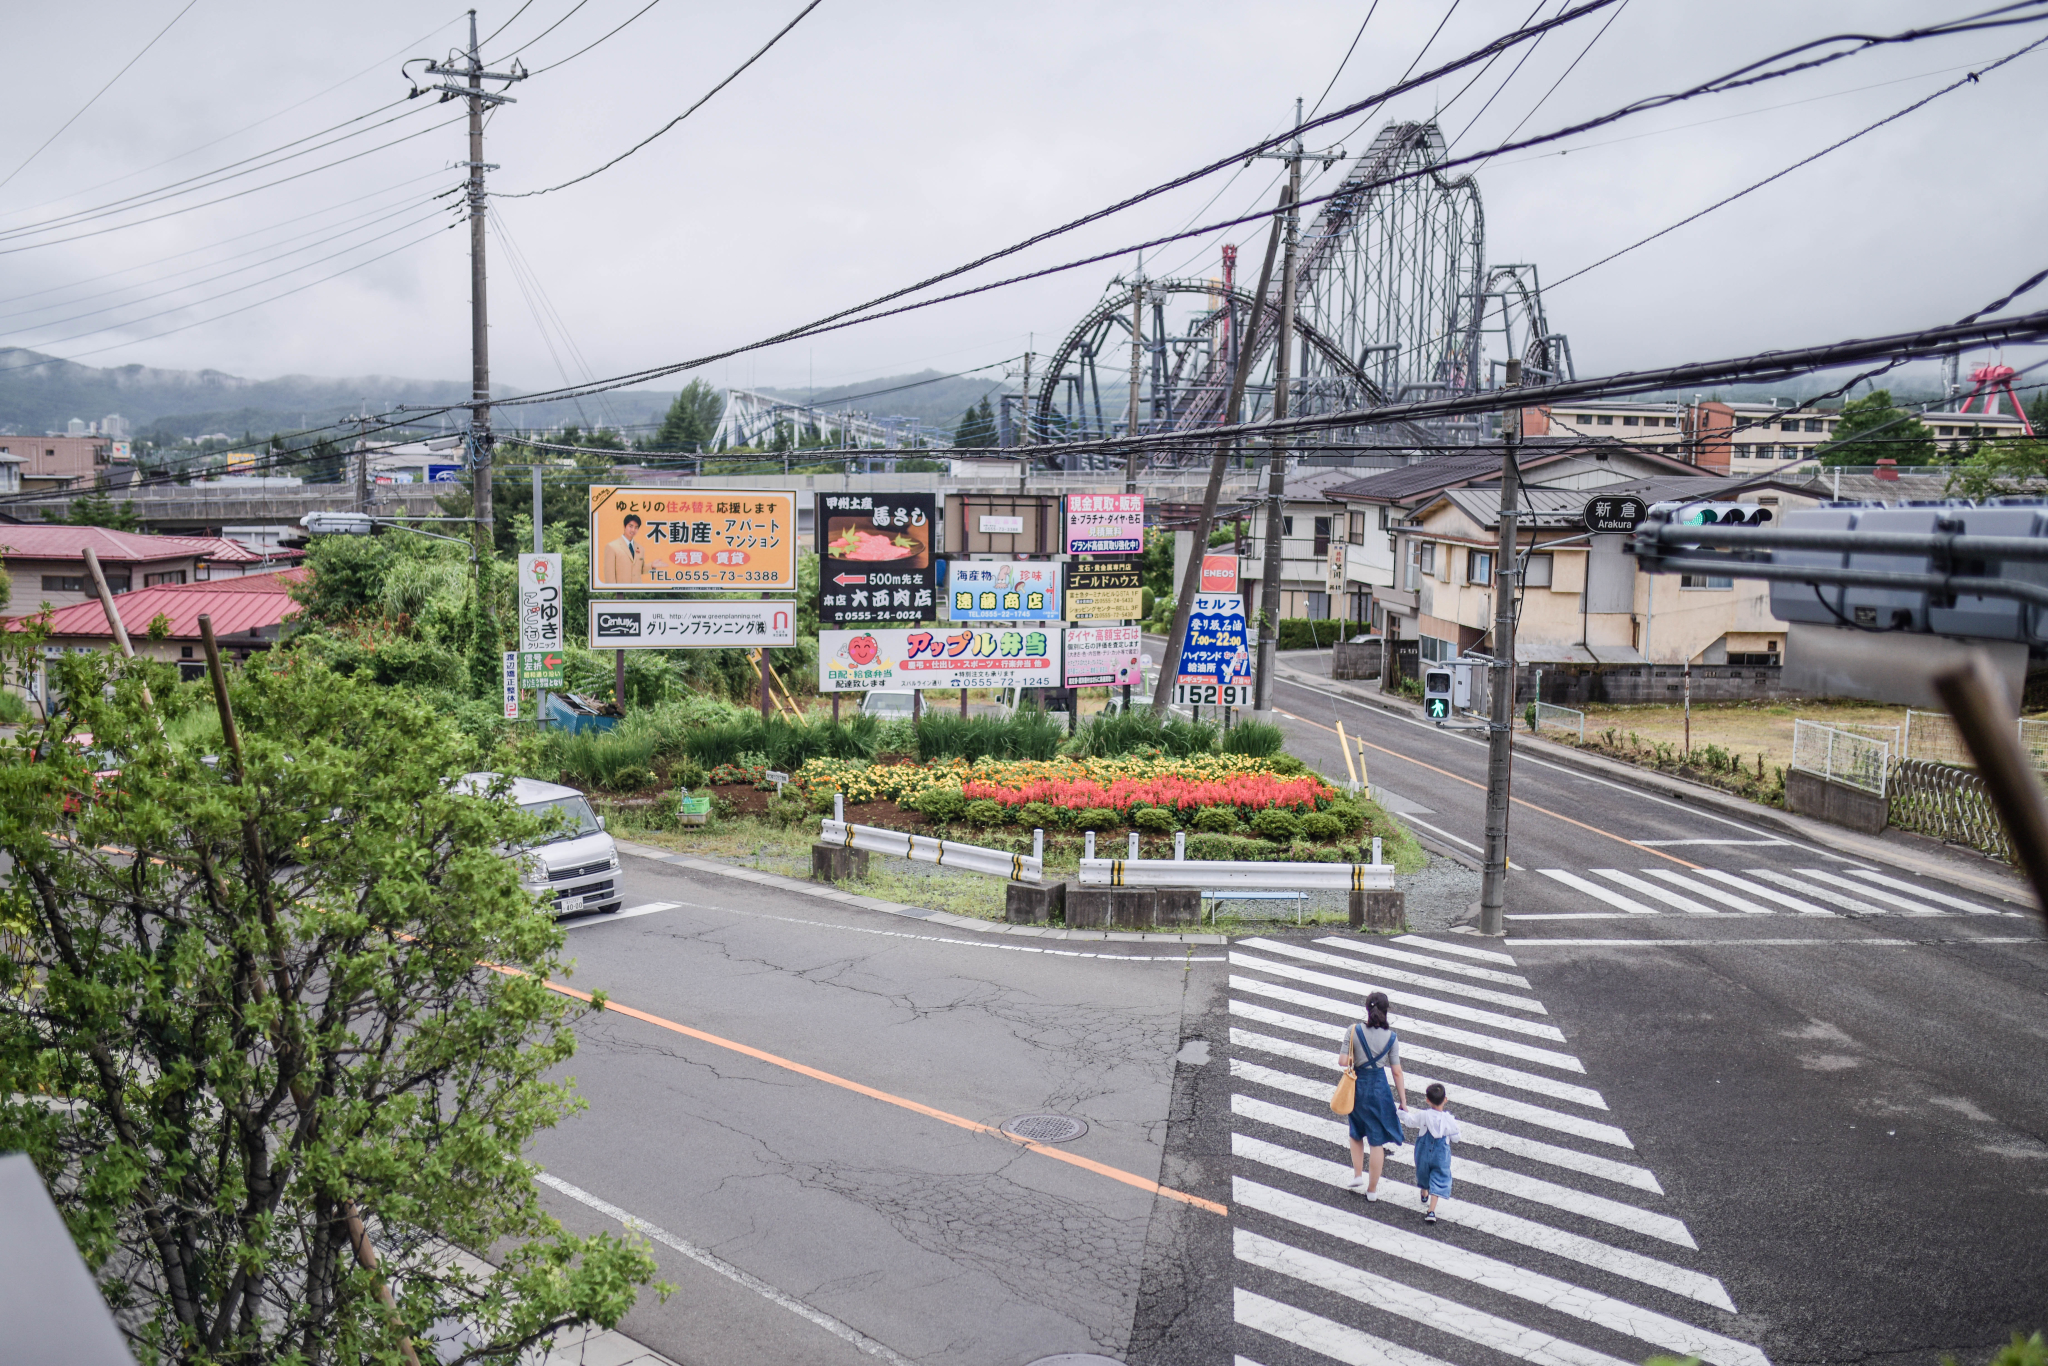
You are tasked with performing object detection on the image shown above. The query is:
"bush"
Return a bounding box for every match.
[1250,808,1301,841]
[0,688,29,724]
[1191,806,1240,834]
[605,764,655,794]
[962,798,1005,826]
[1299,811,1344,842]
[1132,806,1177,835]
[672,758,706,790]
[1072,805,1118,831]
[1264,753,1308,776]
[914,786,968,824]
[1067,708,1218,758]
[1017,801,1059,830]
[1323,800,1368,834]
[1141,586,1156,617]
[1186,832,1282,861]
[764,791,812,827]
[1221,718,1286,758]
[1275,618,1354,650]
[915,708,1065,762]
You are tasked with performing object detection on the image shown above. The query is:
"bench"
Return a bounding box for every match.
[1203,889,1312,925]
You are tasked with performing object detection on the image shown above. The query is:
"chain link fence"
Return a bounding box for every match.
[1532,701,1584,742]
[1905,709,2048,770]
[1791,719,1890,797]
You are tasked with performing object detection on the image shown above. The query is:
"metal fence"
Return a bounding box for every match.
[1532,701,1585,742]
[1905,709,2048,771]
[1888,759,2014,864]
[1791,719,1890,797]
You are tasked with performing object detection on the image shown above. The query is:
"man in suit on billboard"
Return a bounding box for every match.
[602,514,650,585]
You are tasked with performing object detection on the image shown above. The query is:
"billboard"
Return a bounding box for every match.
[428,463,464,483]
[819,626,1062,692]
[1175,592,1251,686]
[1064,625,1143,687]
[1200,553,1239,594]
[1064,493,1144,554]
[501,651,520,719]
[948,559,1061,621]
[817,491,937,625]
[517,553,564,686]
[589,600,797,648]
[588,486,798,591]
[1063,559,1144,622]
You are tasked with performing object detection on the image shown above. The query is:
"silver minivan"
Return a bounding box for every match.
[459,773,623,916]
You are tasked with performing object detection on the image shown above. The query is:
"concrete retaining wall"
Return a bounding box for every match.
[1785,769,1888,836]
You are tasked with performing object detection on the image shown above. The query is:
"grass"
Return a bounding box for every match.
[1532,698,1931,772]
[914,708,1065,762]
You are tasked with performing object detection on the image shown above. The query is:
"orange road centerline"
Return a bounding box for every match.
[1275,709,1703,871]
[495,968,1229,1217]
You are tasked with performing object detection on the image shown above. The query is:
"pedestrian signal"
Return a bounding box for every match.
[1423,669,1453,721]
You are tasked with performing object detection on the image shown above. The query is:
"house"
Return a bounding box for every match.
[0,526,297,613]
[12,570,305,709]
[0,434,120,492]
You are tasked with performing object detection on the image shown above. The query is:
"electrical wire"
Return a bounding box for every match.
[0,0,203,197]
[497,0,825,198]
[525,0,667,74]
[1447,0,1571,149]
[1308,2,1383,119]
[491,0,595,66]
[481,0,537,50]
[1468,0,1629,171]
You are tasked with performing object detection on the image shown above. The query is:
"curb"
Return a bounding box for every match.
[613,840,1232,946]
[1273,664,2032,907]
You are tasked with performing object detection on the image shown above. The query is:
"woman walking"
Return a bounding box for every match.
[1337,991,1406,1197]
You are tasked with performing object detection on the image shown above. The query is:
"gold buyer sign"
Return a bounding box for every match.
[588,486,798,591]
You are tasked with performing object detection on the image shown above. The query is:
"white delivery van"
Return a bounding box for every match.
[459,773,623,916]
[859,689,918,718]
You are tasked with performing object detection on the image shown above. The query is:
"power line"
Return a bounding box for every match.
[0,0,203,197]
[526,0,667,74]
[1470,0,1630,172]
[1307,2,1382,119]
[498,0,825,198]
[491,0,595,65]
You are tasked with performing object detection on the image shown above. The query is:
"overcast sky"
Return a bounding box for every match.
[0,0,2042,407]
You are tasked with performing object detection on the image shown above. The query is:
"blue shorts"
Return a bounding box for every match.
[1414,1131,1453,1197]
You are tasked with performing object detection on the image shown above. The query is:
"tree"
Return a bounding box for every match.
[436,447,616,558]
[648,381,723,452]
[0,648,659,1362]
[1814,389,1936,466]
[43,483,141,531]
[951,398,997,450]
[1946,435,2048,500]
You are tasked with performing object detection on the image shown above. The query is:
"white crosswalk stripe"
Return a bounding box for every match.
[1790,867,1948,915]
[1519,866,1995,918]
[1535,869,1657,913]
[1226,934,1767,1366]
[1641,869,1776,914]
[1841,867,2017,915]
[1590,869,1721,914]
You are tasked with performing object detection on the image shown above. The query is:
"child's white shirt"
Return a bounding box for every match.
[1402,1107,1461,1142]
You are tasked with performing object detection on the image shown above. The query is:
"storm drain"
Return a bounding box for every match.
[1003,1113,1088,1144]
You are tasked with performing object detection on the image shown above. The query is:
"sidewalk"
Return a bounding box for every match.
[1272,660,2034,907]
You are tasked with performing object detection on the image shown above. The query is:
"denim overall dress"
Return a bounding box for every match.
[1347,1024,1403,1149]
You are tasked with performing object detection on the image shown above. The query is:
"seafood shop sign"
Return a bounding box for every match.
[819,626,1063,692]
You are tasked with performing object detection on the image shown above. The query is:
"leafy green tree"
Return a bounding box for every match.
[1814,389,1936,466]
[951,398,997,450]
[43,483,140,531]
[1946,434,2048,499]
[648,381,724,452]
[0,648,659,1363]
[437,448,616,558]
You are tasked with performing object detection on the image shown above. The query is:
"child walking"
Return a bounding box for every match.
[1404,1082,1462,1224]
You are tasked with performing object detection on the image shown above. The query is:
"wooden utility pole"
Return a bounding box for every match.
[1252,99,1303,715]
[1478,359,1524,937]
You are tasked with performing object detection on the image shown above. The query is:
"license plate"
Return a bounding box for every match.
[557,895,583,911]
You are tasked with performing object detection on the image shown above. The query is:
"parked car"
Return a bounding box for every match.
[458,773,622,917]
[859,689,918,718]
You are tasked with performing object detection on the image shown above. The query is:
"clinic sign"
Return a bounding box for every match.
[948,560,1061,621]
[517,553,564,687]
[1064,493,1144,554]
[589,601,796,648]
[588,486,798,591]
[820,627,1062,692]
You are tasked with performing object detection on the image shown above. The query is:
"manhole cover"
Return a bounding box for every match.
[1004,1113,1088,1144]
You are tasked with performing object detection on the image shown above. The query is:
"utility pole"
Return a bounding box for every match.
[1125,259,1145,494]
[1252,99,1304,715]
[1478,358,1524,937]
[416,12,524,556]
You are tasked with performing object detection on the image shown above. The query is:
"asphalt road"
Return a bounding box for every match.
[520,675,2048,1366]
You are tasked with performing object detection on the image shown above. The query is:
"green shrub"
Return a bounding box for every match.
[605,765,655,794]
[1186,833,1281,861]
[913,786,968,824]
[962,798,1006,826]
[1141,586,1156,618]
[1072,805,1118,831]
[1221,719,1286,757]
[1017,801,1059,830]
[1323,800,1368,834]
[1067,708,1218,758]
[1191,806,1239,834]
[1264,754,1308,776]
[1275,618,1353,650]
[764,791,812,828]
[1250,808,1301,841]
[1299,811,1344,842]
[672,758,706,790]
[915,708,1064,762]
[1132,806,1177,835]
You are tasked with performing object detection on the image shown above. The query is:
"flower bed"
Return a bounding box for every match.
[794,753,1323,809]
[961,767,1330,815]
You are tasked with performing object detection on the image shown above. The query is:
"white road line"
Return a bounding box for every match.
[1312,937,1533,988]
[1642,869,1776,914]
[1231,1096,1692,1246]
[1634,838,1788,846]
[1236,1181,1761,1366]
[1240,937,1549,1013]
[1792,867,1950,916]
[1230,951,1568,1040]
[1537,869,1658,914]
[1695,868,1837,915]
[1398,810,1489,855]
[1506,937,1923,947]
[1509,913,1636,921]
[741,910,1226,961]
[1229,1059,1659,1192]
[1232,1135,1733,1311]
[568,901,678,925]
[1234,1287,1463,1366]
[1841,867,2015,915]
[1228,1001,1608,1107]
[1744,868,1892,914]
[537,1172,916,1366]
[1395,934,1519,966]
[1592,870,1720,915]
[1229,1028,1629,1144]
[1230,977,1588,1072]
[1236,1234,1636,1366]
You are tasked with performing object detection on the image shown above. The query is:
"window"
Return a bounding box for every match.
[1468,550,1494,585]
[41,574,130,593]
[1525,553,1553,588]
[1680,573,1734,590]
[180,646,194,659]
[1420,635,1455,663]
[1779,420,1798,432]
[1307,591,1330,618]
[1282,515,1294,537]
[1596,414,1614,426]
[1939,426,1954,436]
[1805,419,1824,433]
[1377,507,1389,530]
[1348,513,1364,545]
[144,570,188,587]
[1312,516,1332,557]
[1622,415,1640,427]
[1417,543,1436,575]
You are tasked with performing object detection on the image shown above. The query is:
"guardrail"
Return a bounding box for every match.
[818,817,1045,884]
[1077,858,1394,890]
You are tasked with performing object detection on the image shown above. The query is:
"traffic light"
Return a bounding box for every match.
[1423,668,1453,720]
[1656,501,1775,527]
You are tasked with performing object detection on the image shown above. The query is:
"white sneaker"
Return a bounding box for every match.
[1365,1186,1379,1202]
[1346,1175,1365,1192]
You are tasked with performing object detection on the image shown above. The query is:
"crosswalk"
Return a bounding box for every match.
[1523,865,2023,919]
[1228,932,1770,1366]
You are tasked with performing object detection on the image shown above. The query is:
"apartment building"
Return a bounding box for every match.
[0,434,119,492]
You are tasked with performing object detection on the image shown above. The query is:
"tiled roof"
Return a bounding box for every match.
[0,525,240,563]
[10,569,304,639]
